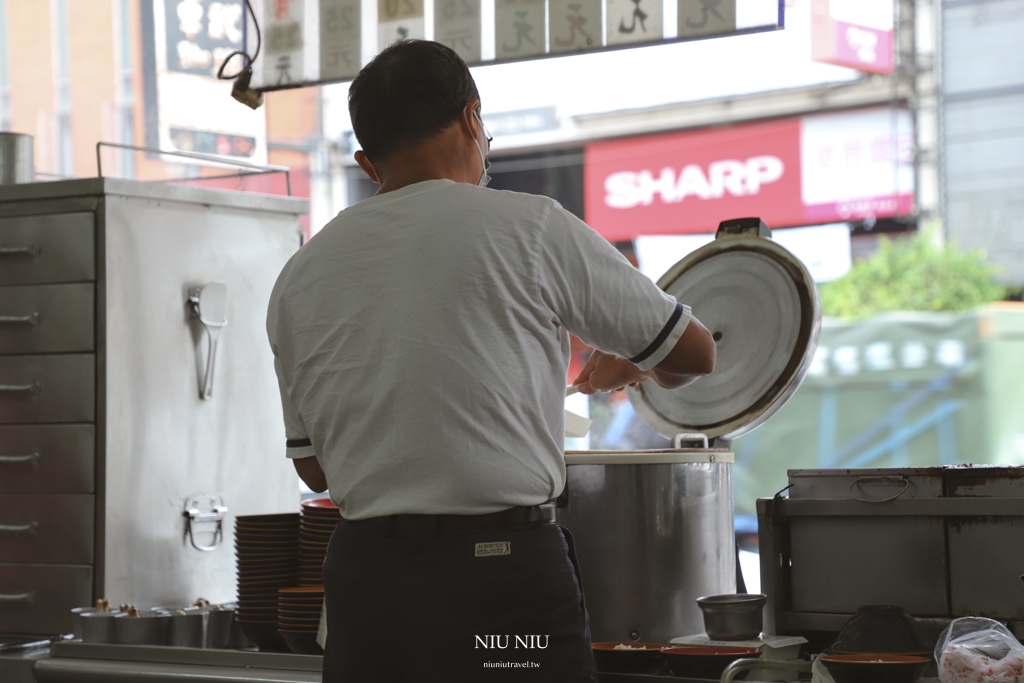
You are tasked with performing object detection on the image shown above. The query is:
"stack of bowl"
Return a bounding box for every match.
[299,498,339,586]
[234,513,300,650]
[278,586,325,654]
[821,605,935,683]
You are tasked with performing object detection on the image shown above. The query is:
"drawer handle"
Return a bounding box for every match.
[0,452,40,467]
[0,312,40,325]
[0,592,35,604]
[0,521,39,535]
[0,382,40,394]
[0,245,41,257]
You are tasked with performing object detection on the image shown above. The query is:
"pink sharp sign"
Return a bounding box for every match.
[584,106,914,241]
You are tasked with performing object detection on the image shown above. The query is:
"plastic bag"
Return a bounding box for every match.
[936,617,1024,683]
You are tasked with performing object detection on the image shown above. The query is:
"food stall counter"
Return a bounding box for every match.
[1,642,795,683]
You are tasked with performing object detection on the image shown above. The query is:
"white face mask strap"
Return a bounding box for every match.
[473,109,491,187]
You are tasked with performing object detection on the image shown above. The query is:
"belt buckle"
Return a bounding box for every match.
[535,502,557,524]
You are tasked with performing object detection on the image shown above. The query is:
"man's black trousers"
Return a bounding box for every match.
[321,517,598,682]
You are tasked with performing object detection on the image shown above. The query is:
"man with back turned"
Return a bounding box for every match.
[267,39,716,682]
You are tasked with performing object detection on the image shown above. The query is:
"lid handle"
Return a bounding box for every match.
[716,217,771,239]
[674,432,709,449]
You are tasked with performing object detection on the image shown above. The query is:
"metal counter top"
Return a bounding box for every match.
[0,177,309,215]
[1,642,805,682]
[3,642,320,683]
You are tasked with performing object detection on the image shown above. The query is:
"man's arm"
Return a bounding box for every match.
[293,456,329,493]
[573,317,716,394]
[648,315,716,387]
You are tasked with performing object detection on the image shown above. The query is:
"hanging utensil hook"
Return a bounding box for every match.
[188,282,228,400]
[183,495,227,552]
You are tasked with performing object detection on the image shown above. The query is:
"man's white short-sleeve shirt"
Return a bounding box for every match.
[267,179,690,519]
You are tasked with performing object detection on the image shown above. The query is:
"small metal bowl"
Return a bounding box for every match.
[168,607,209,648]
[115,612,172,646]
[79,611,124,644]
[71,607,103,640]
[696,593,767,641]
[206,603,237,649]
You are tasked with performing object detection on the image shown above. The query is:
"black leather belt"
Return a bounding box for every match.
[346,502,557,537]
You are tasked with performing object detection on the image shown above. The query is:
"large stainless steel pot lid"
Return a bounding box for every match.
[627,218,821,441]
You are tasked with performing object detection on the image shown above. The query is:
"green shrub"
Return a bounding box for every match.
[820,231,1005,319]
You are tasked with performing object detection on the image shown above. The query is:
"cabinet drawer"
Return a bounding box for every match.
[0,212,94,285]
[0,563,92,635]
[0,425,94,494]
[0,495,94,564]
[0,283,94,354]
[0,355,94,424]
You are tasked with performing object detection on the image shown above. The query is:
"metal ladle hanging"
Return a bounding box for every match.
[188,282,228,400]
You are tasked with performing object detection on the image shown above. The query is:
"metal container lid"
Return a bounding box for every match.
[627,218,821,441]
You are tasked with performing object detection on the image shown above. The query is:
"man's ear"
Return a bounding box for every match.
[355,150,381,184]
[461,97,482,143]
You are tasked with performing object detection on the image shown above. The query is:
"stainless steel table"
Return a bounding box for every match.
[1,641,809,682]
[4,642,320,683]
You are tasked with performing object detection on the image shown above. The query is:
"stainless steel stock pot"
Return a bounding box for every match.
[558,218,821,643]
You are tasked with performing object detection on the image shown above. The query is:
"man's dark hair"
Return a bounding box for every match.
[349,40,480,163]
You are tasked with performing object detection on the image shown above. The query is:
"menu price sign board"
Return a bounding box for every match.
[378,0,425,50]
[678,0,735,38]
[496,0,546,59]
[607,0,662,46]
[549,0,600,53]
[264,0,305,86]
[436,0,483,63]
[246,0,783,90]
[321,0,362,80]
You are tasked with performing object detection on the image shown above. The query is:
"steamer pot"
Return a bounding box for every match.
[557,218,821,643]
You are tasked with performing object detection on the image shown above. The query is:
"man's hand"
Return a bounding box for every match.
[570,316,717,394]
[571,351,654,394]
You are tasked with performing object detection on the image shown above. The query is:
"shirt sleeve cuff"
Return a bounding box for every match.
[629,303,693,371]
[285,437,316,459]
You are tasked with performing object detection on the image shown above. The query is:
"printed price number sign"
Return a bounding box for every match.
[321,0,362,79]
[435,0,482,64]
[606,0,663,46]
[378,0,425,50]
[548,0,600,53]
[266,0,305,85]
[678,0,736,38]
[496,0,545,59]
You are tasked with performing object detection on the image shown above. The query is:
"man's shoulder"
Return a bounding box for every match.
[470,184,560,213]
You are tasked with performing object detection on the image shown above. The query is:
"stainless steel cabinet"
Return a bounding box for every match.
[0,284,95,354]
[0,425,95,494]
[0,179,307,638]
[0,565,93,634]
[0,206,96,639]
[0,212,95,285]
[758,466,1024,641]
[0,354,95,423]
[0,495,95,564]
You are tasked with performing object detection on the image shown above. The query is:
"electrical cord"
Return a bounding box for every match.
[217,0,261,80]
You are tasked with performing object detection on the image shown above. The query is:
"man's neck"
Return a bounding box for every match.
[372,129,478,194]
